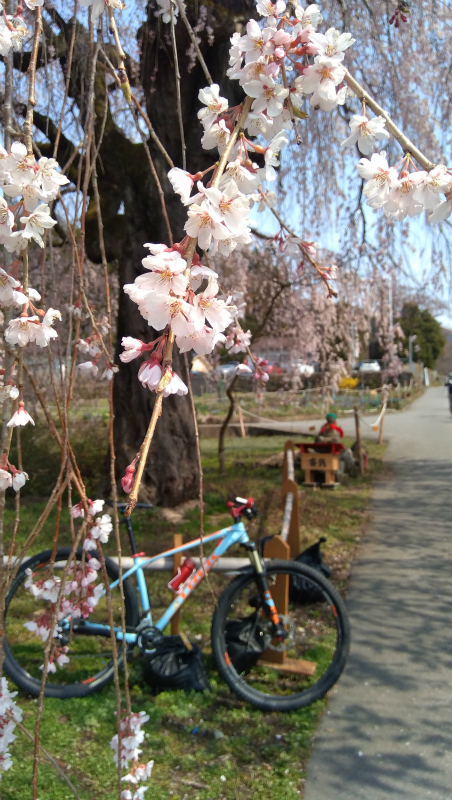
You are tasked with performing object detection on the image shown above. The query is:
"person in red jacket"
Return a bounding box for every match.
[316,412,344,442]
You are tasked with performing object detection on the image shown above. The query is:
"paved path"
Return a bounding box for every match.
[303,386,452,800]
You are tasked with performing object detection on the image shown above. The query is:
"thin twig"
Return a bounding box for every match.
[173,0,213,85]
[8,712,82,800]
[171,6,186,169]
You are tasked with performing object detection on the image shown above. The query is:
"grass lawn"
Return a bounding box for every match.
[1,434,385,800]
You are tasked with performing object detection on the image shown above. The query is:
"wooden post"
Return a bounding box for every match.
[378,405,385,445]
[237,405,246,438]
[282,442,299,557]
[281,478,300,557]
[354,405,364,476]
[171,533,183,635]
[283,440,295,483]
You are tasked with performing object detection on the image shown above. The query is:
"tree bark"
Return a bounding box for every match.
[88,0,253,505]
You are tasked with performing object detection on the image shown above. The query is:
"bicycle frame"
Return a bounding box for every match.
[60,520,252,645]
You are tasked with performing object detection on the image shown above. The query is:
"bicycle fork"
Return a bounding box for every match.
[243,543,288,642]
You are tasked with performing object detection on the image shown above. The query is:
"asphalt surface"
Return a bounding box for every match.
[303,386,452,800]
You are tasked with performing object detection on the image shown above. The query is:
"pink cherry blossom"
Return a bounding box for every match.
[120,337,148,363]
[7,402,35,428]
[138,360,162,390]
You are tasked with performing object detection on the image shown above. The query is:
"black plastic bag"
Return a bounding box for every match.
[143,635,210,693]
[290,537,331,604]
[225,611,271,673]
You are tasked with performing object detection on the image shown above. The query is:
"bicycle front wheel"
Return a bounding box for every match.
[4,547,139,699]
[211,559,350,712]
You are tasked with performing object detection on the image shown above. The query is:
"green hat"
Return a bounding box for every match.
[326,412,337,422]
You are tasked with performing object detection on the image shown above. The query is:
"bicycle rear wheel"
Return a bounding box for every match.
[4,547,139,698]
[211,559,350,712]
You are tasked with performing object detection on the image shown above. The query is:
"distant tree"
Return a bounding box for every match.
[398,305,446,369]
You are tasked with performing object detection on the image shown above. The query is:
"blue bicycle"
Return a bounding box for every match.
[4,498,350,712]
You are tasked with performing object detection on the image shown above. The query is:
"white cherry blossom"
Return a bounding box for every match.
[0,20,13,56]
[383,172,427,220]
[294,2,323,27]
[204,187,250,235]
[413,165,452,209]
[243,75,289,118]
[192,278,235,331]
[190,263,218,290]
[260,132,288,181]
[140,249,188,295]
[256,0,286,18]
[163,372,188,397]
[176,325,226,355]
[429,195,452,223]
[309,27,355,60]
[33,308,61,347]
[341,115,390,155]
[5,316,40,347]
[12,470,29,491]
[79,0,124,22]
[144,295,193,336]
[198,85,228,130]
[5,142,35,183]
[219,160,260,195]
[0,198,14,242]
[238,20,275,64]
[3,178,50,213]
[78,361,99,377]
[0,470,12,491]
[184,203,227,250]
[296,58,346,107]
[357,151,398,206]
[102,365,119,381]
[20,203,57,248]
[201,120,231,153]
[167,168,195,203]
[36,156,70,194]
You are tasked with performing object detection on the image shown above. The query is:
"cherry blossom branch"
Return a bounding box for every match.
[53,0,78,157]
[171,9,186,170]
[129,93,174,169]
[107,5,131,101]
[125,97,254,515]
[344,71,435,171]
[92,152,132,717]
[173,0,213,85]
[23,8,43,155]
[268,204,338,297]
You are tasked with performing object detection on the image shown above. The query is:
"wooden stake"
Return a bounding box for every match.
[378,406,385,445]
[238,405,246,438]
[354,405,364,476]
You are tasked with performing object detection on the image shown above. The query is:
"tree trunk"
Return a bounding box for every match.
[86,0,254,505]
